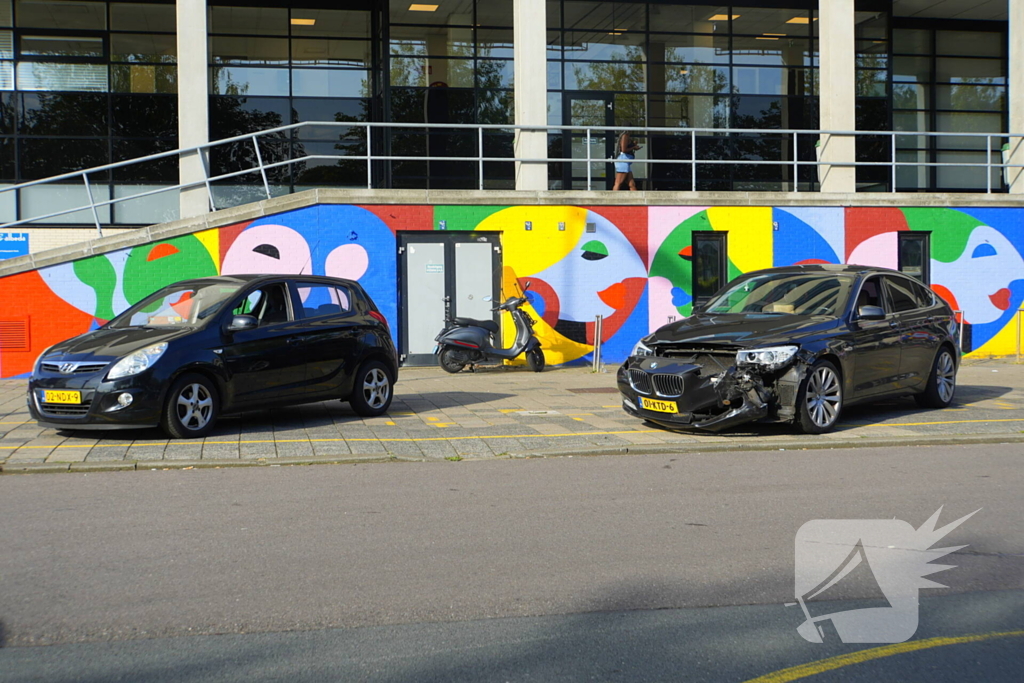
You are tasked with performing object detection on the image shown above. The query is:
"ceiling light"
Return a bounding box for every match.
[708,14,740,21]
[786,17,817,24]
[291,18,315,25]
[409,3,438,10]
[764,33,786,36]
[756,36,779,40]
[607,31,622,35]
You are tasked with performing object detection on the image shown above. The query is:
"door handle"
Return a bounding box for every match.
[287,336,302,345]
[888,320,900,329]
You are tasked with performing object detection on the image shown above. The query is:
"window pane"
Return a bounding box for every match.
[389,0,473,26]
[16,0,105,29]
[733,6,815,36]
[289,9,370,39]
[893,56,930,83]
[562,1,646,31]
[211,36,289,65]
[477,29,514,58]
[291,98,368,125]
[208,6,288,36]
[936,84,1004,111]
[649,34,729,65]
[0,0,10,28]
[936,57,1003,84]
[111,94,176,137]
[292,68,368,97]
[892,29,929,55]
[732,36,812,67]
[662,65,729,94]
[898,241,926,281]
[477,59,512,88]
[17,62,108,91]
[20,35,104,58]
[111,64,176,93]
[110,3,176,32]
[20,138,108,179]
[856,69,886,98]
[0,61,12,90]
[650,5,727,33]
[893,83,928,109]
[22,92,107,135]
[936,111,1001,135]
[854,11,887,40]
[210,67,289,96]
[291,39,370,68]
[561,32,645,61]
[0,29,11,58]
[111,34,176,63]
[389,26,473,57]
[210,96,290,138]
[565,60,645,91]
[936,30,1002,57]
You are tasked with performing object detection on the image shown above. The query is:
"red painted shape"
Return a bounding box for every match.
[598,281,626,310]
[147,243,180,261]
[520,277,560,328]
[586,277,646,344]
[678,245,693,260]
[585,206,648,266]
[990,287,1011,311]
[0,271,95,377]
[361,205,434,233]
[218,220,251,265]
[931,284,964,322]
[845,208,908,261]
[795,258,831,265]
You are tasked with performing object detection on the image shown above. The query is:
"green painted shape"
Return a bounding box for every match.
[433,205,508,231]
[649,211,714,317]
[581,239,609,257]
[901,208,984,263]
[72,255,118,321]
[122,235,217,306]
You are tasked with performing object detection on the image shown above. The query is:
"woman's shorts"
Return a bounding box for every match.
[615,153,635,174]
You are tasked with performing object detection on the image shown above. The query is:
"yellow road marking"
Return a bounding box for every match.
[744,630,1024,683]
[385,421,396,426]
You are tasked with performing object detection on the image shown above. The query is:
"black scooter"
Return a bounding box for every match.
[434,283,545,373]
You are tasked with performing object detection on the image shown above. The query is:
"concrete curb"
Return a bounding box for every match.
[3,432,1023,474]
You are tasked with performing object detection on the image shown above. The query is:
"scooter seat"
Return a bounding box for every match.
[454,317,499,334]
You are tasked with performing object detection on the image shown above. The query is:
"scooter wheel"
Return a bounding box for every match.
[438,347,467,374]
[526,348,545,373]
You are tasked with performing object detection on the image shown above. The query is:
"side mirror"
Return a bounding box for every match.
[524,280,531,290]
[857,305,885,321]
[227,314,258,332]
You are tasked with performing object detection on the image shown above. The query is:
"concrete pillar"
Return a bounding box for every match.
[513,0,548,191]
[1009,0,1024,193]
[817,1,856,193]
[177,0,211,218]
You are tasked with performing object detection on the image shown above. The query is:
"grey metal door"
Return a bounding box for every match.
[398,232,502,366]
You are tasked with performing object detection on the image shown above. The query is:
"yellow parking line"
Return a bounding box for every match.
[744,630,1024,683]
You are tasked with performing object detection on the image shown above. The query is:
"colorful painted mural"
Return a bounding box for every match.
[2,204,1023,378]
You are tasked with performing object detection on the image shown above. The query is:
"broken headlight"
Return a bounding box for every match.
[631,338,654,357]
[736,345,798,370]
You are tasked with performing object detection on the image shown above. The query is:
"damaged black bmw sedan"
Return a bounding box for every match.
[618,265,959,434]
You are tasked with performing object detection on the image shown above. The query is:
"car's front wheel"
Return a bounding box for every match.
[349,360,393,417]
[796,360,843,434]
[915,347,957,409]
[162,373,219,439]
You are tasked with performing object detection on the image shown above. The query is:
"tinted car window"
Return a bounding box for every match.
[885,276,919,313]
[296,283,352,318]
[910,280,936,308]
[233,283,291,326]
[855,277,884,312]
[109,282,243,328]
[705,272,854,316]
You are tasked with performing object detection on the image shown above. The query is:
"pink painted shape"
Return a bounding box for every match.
[221,224,311,276]
[325,244,370,281]
[846,232,898,270]
[647,207,709,269]
[647,276,678,333]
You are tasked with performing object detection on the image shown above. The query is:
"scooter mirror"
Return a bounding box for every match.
[524,281,531,290]
[483,296,492,302]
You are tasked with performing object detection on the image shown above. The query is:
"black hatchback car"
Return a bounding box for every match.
[29,274,398,438]
[619,265,959,434]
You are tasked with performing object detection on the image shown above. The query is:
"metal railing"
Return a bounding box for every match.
[0,121,1019,234]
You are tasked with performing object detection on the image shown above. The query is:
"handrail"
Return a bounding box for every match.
[1,121,1020,234]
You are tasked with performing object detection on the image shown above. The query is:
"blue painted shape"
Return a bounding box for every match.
[597,285,649,364]
[772,210,839,266]
[972,243,998,258]
[525,290,545,318]
[671,286,691,308]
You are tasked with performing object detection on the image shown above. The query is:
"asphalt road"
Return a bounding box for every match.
[1,444,1022,681]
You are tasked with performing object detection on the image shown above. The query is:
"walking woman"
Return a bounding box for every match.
[612,130,643,191]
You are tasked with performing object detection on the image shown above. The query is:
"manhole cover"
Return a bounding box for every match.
[567,387,619,394]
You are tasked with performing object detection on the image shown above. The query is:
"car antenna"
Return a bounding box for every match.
[299,241,320,276]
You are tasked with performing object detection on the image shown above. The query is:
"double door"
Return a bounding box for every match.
[398,232,502,366]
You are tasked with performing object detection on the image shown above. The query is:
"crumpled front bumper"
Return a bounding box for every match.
[617,356,800,433]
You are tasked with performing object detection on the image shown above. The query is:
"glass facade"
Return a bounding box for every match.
[0,0,1015,223]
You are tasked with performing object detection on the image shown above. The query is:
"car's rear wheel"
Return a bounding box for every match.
[796,360,843,434]
[438,347,467,374]
[349,360,393,417]
[915,347,957,408]
[526,348,545,372]
[162,373,219,439]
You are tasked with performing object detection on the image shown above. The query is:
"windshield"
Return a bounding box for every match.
[704,273,855,317]
[107,282,244,328]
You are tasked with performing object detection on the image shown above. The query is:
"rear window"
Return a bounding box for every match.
[296,283,352,319]
[885,277,920,313]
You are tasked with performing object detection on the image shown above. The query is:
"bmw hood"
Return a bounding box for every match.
[646,313,837,349]
[42,326,194,362]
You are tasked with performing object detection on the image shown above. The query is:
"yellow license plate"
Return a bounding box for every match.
[42,390,81,404]
[640,397,677,413]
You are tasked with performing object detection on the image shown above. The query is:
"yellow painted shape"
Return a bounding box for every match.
[967,315,1021,358]
[479,206,586,276]
[743,630,1024,683]
[426,417,439,422]
[385,421,396,426]
[501,265,593,365]
[706,207,773,274]
[194,229,220,271]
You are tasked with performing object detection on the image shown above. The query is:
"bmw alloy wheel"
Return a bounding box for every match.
[804,364,841,429]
